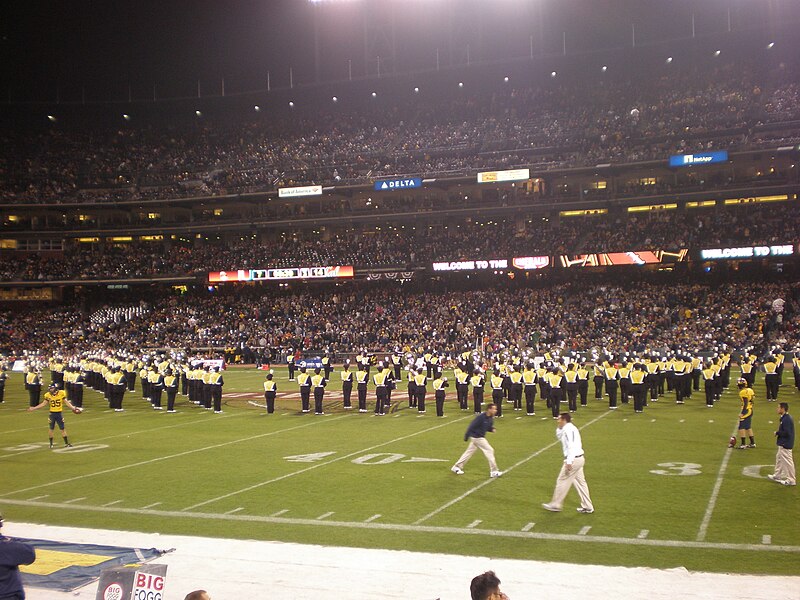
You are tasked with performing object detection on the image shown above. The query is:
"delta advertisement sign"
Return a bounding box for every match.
[209,266,354,283]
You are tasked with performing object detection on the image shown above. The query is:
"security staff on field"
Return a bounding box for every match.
[263,371,277,414]
[340,360,354,409]
[433,372,449,417]
[355,364,369,413]
[311,367,326,415]
[297,366,312,413]
[373,364,390,415]
[164,369,179,413]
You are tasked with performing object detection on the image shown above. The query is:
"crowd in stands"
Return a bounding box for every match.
[0,202,796,281]
[1,278,798,359]
[0,60,797,205]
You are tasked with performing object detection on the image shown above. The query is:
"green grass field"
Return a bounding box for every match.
[1,368,798,576]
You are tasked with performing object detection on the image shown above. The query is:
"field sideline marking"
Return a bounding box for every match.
[413,410,610,525]
[0,416,349,498]
[2,498,798,554]
[181,416,470,511]
[0,411,243,461]
[696,421,740,542]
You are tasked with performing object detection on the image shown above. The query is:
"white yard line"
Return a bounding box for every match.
[225,507,245,515]
[2,498,798,554]
[413,411,610,525]
[62,497,86,504]
[0,416,349,498]
[141,502,161,509]
[696,421,740,542]
[0,412,235,461]
[181,416,470,512]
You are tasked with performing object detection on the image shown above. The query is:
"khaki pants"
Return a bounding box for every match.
[774,447,796,484]
[549,455,594,511]
[455,437,498,473]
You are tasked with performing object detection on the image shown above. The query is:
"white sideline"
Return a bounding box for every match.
[7,522,798,600]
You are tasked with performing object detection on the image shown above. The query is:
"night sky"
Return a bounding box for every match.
[1,0,798,103]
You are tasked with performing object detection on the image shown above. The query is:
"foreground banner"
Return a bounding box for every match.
[559,249,689,268]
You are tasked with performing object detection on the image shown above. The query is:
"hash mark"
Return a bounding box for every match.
[578,525,592,536]
[637,529,649,539]
[521,522,535,532]
[466,519,482,529]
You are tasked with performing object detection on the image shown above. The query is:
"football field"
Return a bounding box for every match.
[1,368,798,577]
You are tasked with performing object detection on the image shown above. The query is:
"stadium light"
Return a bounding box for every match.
[413,87,419,93]
[767,42,775,49]
[601,65,608,72]
[288,101,294,107]
[550,71,557,77]
[713,50,721,56]
[503,76,509,82]
[666,56,673,63]
[371,91,377,97]
[332,96,338,102]
[458,82,464,88]
[254,105,260,112]
[195,110,202,117]
[123,114,131,121]
[47,115,56,122]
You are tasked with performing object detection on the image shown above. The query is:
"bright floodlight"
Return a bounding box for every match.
[601,65,608,72]
[714,50,721,56]
[550,71,557,77]
[767,42,775,49]
[288,101,294,107]
[503,76,509,82]
[195,110,202,116]
[123,114,131,120]
[371,91,377,97]
[332,96,338,102]
[47,115,56,122]
[254,105,260,112]
[413,87,419,93]
[458,82,464,87]
[666,56,673,63]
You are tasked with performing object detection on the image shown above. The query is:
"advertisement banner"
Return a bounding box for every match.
[669,150,728,167]
[559,249,689,268]
[432,259,508,272]
[210,266,354,283]
[373,177,422,191]
[208,270,253,283]
[699,245,794,260]
[477,168,530,184]
[512,256,551,270]
[278,185,323,198]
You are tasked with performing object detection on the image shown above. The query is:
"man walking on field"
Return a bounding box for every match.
[451,403,503,478]
[543,412,594,513]
[768,402,796,486]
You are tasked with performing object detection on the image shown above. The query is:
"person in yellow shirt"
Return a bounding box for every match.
[737,378,756,449]
[28,383,79,449]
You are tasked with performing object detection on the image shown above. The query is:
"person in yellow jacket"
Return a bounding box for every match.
[736,378,756,449]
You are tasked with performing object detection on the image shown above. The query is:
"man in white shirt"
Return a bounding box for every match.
[542,412,594,514]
